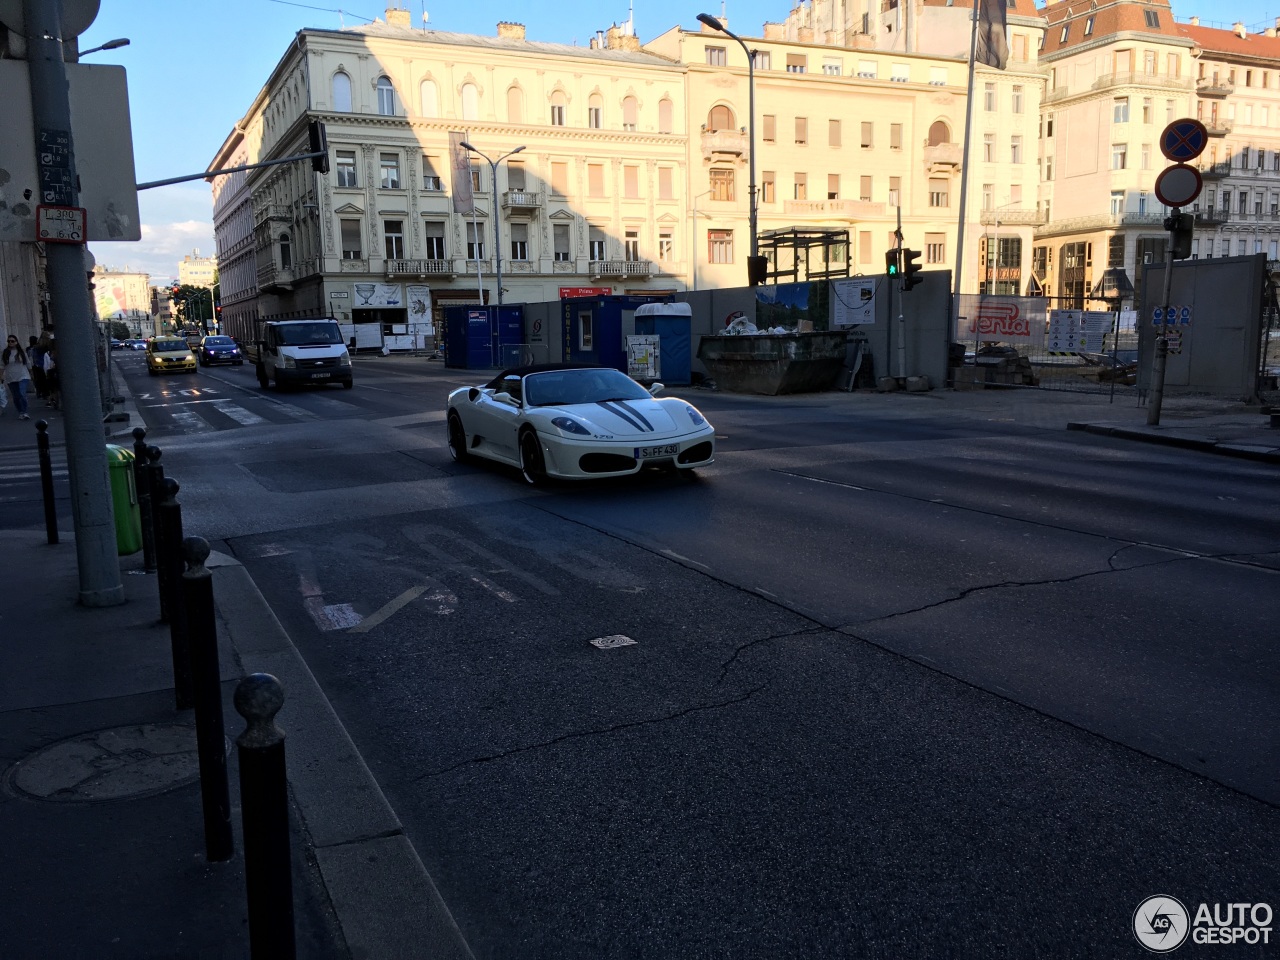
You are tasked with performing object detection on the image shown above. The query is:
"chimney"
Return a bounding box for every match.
[699,17,727,33]
[385,5,411,27]
[1189,15,1199,25]
[605,22,641,51]
[497,21,526,40]
[1267,27,1277,37]
[1233,21,1246,38]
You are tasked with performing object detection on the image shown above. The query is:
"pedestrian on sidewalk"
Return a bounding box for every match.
[2,335,34,420]
[27,336,47,401]
[42,339,60,411]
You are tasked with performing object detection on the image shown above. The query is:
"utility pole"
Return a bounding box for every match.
[23,0,123,606]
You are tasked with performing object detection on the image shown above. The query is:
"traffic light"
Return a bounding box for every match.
[885,248,901,278]
[1165,212,1194,260]
[901,248,923,291]
[308,119,329,174]
[747,255,768,287]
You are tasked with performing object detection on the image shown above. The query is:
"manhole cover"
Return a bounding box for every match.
[4,723,204,803]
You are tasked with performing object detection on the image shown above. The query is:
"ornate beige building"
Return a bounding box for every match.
[210,2,1280,347]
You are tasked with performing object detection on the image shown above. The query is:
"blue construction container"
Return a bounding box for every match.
[561,295,666,371]
[633,301,692,385]
[443,305,524,369]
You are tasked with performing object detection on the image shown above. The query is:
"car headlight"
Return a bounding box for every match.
[685,405,707,427]
[281,355,297,369]
[551,416,591,436]
[337,351,351,367]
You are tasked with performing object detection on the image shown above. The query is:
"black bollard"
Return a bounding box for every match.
[35,420,58,545]
[183,536,233,862]
[147,446,168,621]
[132,427,157,573]
[158,477,193,711]
[235,674,296,960]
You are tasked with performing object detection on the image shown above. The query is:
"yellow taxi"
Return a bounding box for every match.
[146,337,197,376]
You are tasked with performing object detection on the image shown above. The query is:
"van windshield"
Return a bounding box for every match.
[279,323,342,346]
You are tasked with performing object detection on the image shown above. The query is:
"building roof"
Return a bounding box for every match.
[1039,0,1185,57]
[327,22,679,67]
[1177,22,1280,60]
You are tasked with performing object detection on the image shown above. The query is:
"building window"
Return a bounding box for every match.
[1111,143,1127,170]
[828,174,840,200]
[510,223,529,261]
[466,222,484,260]
[1114,97,1129,123]
[506,163,526,192]
[424,221,445,259]
[1045,155,1054,180]
[706,46,727,66]
[708,229,733,263]
[1141,145,1151,170]
[982,183,994,209]
[658,98,674,133]
[551,161,569,196]
[707,105,734,131]
[1142,98,1152,123]
[384,220,404,260]
[1111,191,1124,215]
[422,157,442,191]
[1046,113,1055,137]
[710,168,735,201]
[1011,136,1022,164]
[622,96,639,131]
[623,165,640,199]
[340,219,362,259]
[823,59,841,76]
[829,119,841,147]
[624,229,640,261]
[793,173,807,201]
[589,226,606,261]
[753,51,771,70]
[1060,24,1069,43]
[553,224,571,261]
[983,133,994,162]
[926,233,945,264]
[795,117,808,145]
[1084,16,1094,35]
[507,86,524,123]
[379,153,400,189]
[376,76,396,116]
[861,121,873,148]
[984,82,995,111]
[762,114,776,142]
[1012,85,1024,113]
[786,53,807,74]
[859,175,871,202]
[761,171,775,203]
[460,82,479,121]
[888,176,900,207]
[658,231,673,262]
[336,150,358,188]
[929,178,948,207]
[419,78,438,117]
[579,311,593,349]
[589,94,603,129]
[550,91,566,126]
[890,123,902,150]
[332,72,352,112]
[587,163,605,197]
[470,164,483,192]
[1144,9,1160,27]
[658,167,674,200]
[279,232,292,269]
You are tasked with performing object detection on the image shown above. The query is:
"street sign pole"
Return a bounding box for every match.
[22,0,123,606]
[1147,211,1178,426]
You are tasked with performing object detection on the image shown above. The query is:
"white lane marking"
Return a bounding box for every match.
[469,574,519,603]
[304,597,363,631]
[211,400,267,425]
[661,549,710,571]
[590,635,637,649]
[169,409,212,433]
[348,580,459,633]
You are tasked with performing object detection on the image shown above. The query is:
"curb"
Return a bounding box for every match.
[208,552,475,960]
[1067,421,1280,464]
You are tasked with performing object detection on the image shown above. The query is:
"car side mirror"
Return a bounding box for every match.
[648,382,665,397]
[494,392,521,407]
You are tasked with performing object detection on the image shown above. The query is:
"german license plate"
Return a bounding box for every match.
[635,443,677,459]
[310,372,330,379]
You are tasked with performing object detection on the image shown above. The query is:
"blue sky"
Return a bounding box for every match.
[80,0,1278,283]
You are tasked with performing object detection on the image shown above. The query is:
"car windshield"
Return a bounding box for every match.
[154,341,189,353]
[204,337,234,346]
[278,323,342,345]
[524,368,650,407]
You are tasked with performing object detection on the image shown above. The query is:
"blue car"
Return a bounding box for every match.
[198,335,244,367]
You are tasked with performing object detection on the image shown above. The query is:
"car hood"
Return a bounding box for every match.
[542,398,686,438]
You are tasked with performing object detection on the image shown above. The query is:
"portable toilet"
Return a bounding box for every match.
[562,295,666,371]
[443,305,524,369]
[632,301,693,385]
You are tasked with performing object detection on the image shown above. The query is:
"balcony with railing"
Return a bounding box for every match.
[1090,71,1193,94]
[1197,161,1231,180]
[253,204,291,227]
[1204,118,1233,136]
[923,142,962,169]
[979,207,1045,226]
[1035,212,1166,236]
[700,128,750,159]
[501,190,543,213]
[784,199,885,219]
[257,257,317,290]
[1193,206,1228,225]
[590,260,653,278]
[1196,78,1234,97]
[386,258,455,278]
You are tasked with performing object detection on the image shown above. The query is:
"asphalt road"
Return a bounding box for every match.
[20,356,1280,957]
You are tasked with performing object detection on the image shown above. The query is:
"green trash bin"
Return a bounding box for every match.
[105,444,143,556]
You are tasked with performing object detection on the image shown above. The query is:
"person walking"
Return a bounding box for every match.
[27,336,47,401]
[2,335,34,420]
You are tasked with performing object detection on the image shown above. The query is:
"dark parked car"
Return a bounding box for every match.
[197,335,244,366]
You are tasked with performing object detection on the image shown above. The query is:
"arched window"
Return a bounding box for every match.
[622,95,639,131]
[658,98,674,134]
[332,72,352,112]
[376,76,396,116]
[928,120,951,146]
[588,93,604,129]
[279,232,292,269]
[707,104,735,131]
[507,86,524,123]
[550,90,567,126]
[461,82,479,121]
[420,78,438,117]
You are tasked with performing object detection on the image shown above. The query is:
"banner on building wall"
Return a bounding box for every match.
[407,284,433,333]
[957,295,1048,343]
[450,131,474,214]
[352,283,403,307]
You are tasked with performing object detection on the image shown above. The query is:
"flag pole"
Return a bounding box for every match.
[951,3,982,342]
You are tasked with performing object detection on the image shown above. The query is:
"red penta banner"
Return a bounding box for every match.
[559,286,613,299]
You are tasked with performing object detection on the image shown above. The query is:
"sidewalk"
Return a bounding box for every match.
[0,369,1274,957]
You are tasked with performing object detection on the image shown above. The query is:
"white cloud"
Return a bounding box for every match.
[90,218,214,284]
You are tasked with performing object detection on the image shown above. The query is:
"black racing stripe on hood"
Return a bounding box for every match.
[595,401,649,432]
[611,400,654,432]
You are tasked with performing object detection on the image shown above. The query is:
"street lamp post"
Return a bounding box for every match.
[460,142,526,310]
[77,37,130,57]
[697,13,758,270]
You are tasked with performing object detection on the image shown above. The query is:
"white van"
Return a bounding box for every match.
[255,318,353,390]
